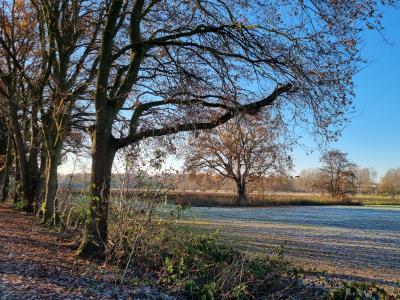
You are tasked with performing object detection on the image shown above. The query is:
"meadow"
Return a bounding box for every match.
[175,205,400,292]
[166,190,400,207]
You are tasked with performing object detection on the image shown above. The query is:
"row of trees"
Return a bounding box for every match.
[380,168,400,196]
[294,151,400,197]
[0,0,394,258]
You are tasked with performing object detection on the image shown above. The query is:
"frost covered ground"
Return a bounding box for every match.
[181,205,400,289]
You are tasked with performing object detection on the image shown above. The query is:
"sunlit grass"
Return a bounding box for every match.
[166,190,400,207]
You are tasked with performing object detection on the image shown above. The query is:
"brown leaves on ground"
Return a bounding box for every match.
[0,204,171,300]
[0,204,99,299]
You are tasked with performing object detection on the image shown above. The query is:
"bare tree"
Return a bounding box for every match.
[76,0,394,258]
[317,149,357,198]
[294,169,323,193]
[379,168,400,197]
[354,167,377,194]
[184,114,291,205]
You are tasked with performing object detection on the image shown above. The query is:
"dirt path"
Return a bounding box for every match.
[0,204,103,299]
[0,204,172,300]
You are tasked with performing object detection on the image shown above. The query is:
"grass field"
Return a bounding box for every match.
[166,190,400,207]
[172,205,400,291]
[63,189,400,207]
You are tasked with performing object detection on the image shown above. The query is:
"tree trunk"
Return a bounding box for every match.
[41,152,60,225]
[28,110,40,212]
[1,131,13,202]
[236,180,248,206]
[40,121,64,225]
[35,150,47,212]
[8,97,33,212]
[40,112,67,224]
[27,152,39,212]
[12,144,22,205]
[0,122,7,197]
[77,119,117,259]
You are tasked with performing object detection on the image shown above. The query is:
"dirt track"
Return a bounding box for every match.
[0,204,172,300]
[0,204,106,299]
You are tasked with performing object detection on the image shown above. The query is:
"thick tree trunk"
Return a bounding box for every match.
[8,98,33,212]
[35,150,47,211]
[40,122,64,225]
[27,151,39,212]
[1,130,12,202]
[40,113,67,224]
[0,119,6,155]
[0,122,7,197]
[28,111,40,212]
[78,119,117,259]
[12,145,21,205]
[41,153,60,225]
[0,170,4,195]
[236,180,248,206]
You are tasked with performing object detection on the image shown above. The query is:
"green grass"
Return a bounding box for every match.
[350,194,400,205]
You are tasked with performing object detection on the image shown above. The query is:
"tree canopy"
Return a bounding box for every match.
[184,114,291,205]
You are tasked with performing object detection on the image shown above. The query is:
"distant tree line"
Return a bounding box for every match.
[172,150,400,199]
[56,162,399,199]
[293,151,399,197]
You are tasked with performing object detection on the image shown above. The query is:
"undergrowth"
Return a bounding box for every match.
[107,215,315,299]
[328,281,400,300]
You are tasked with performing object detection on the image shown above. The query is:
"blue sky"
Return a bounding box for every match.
[292,7,400,178]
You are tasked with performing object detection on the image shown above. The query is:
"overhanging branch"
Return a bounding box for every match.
[116,83,292,149]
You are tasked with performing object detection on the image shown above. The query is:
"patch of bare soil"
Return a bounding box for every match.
[0,204,171,300]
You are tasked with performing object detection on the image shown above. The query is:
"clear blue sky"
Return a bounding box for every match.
[293,7,400,178]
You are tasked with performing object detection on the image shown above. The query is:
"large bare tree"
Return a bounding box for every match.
[317,149,357,198]
[379,168,400,197]
[184,114,291,205]
[76,0,395,257]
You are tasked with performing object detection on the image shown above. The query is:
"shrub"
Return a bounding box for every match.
[327,282,397,300]
[107,212,309,299]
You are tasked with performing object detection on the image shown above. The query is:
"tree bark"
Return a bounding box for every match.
[236,180,248,206]
[1,130,12,202]
[77,117,117,259]
[39,112,69,224]
[28,109,41,212]
[35,150,47,211]
[12,142,21,205]
[0,121,7,196]
[8,97,34,212]
[40,118,64,225]
[41,151,61,225]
